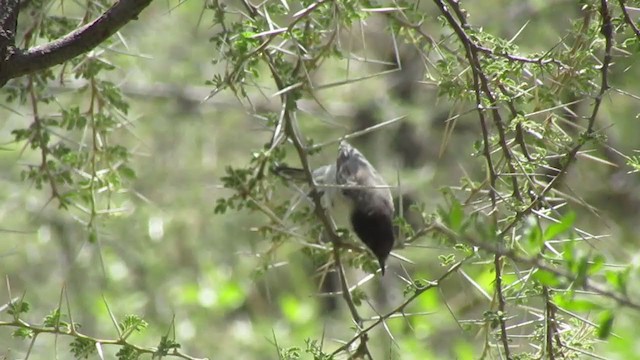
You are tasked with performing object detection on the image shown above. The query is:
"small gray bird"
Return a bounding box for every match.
[276,141,395,275]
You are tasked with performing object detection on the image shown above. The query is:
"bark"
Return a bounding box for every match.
[0,0,20,70]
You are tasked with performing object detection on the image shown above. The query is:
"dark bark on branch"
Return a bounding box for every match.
[0,0,20,63]
[0,0,153,87]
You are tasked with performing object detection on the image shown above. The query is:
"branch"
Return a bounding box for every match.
[439,0,523,204]
[0,319,204,360]
[543,286,562,359]
[432,222,640,311]
[496,0,614,238]
[492,254,511,359]
[618,0,640,40]
[331,255,472,357]
[234,0,373,351]
[0,0,154,86]
[588,0,613,134]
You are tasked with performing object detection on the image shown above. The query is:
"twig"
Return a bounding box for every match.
[331,255,472,357]
[266,55,365,325]
[27,74,61,202]
[0,319,205,360]
[543,286,562,359]
[589,0,613,135]
[492,254,511,359]
[308,115,407,151]
[617,0,640,40]
[441,0,523,204]
[432,222,640,311]
[496,0,614,238]
[241,0,368,347]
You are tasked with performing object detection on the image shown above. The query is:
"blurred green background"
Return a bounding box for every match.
[2,0,640,359]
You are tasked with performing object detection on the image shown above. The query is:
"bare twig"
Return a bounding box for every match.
[492,254,511,359]
[589,0,613,134]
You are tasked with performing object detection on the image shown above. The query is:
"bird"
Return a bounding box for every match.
[275,141,395,275]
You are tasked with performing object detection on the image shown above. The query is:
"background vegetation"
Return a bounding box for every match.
[2,0,640,359]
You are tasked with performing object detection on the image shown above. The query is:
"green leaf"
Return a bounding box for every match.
[532,269,561,287]
[43,308,68,328]
[553,294,601,312]
[88,228,97,243]
[597,310,614,340]
[155,335,181,357]
[589,254,605,275]
[8,300,30,316]
[70,338,96,359]
[523,215,542,252]
[12,327,34,339]
[543,212,576,241]
[605,268,630,294]
[116,344,141,360]
[438,254,456,266]
[351,288,367,307]
[279,347,301,360]
[119,315,148,339]
[119,166,137,180]
[448,200,464,231]
[305,338,332,360]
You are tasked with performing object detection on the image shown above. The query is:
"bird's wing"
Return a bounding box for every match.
[312,164,336,185]
[273,163,341,211]
[273,164,334,183]
[336,141,394,214]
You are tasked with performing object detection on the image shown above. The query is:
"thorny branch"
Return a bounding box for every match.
[617,0,640,40]
[234,0,373,354]
[210,0,627,358]
[497,0,614,239]
[433,0,515,357]
[420,1,617,357]
[0,319,204,360]
[270,57,371,359]
[543,285,563,359]
[331,254,473,357]
[432,222,640,311]
[3,0,636,358]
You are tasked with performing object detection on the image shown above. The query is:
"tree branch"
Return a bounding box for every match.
[432,222,640,311]
[0,0,153,86]
[331,254,472,357]
[617,0,640,40]
[0,319,205,360]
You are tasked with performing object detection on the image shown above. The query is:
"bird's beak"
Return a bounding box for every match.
[378,258,386,276]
